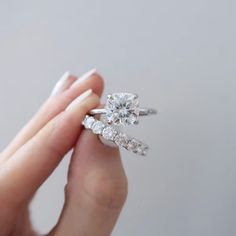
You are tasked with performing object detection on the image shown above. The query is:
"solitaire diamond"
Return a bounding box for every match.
[105,93,140,126]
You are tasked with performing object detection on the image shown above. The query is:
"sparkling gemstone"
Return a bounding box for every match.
[114,133,129,147]
[105,93,140,126]
[92,121,105,134]
[102,126,117,140]
[141,145,149,156]
[135,143,149,156]
[127,139,139,152]
[83,116,95,129]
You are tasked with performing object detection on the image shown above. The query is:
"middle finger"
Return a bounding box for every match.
[1,70,104,162]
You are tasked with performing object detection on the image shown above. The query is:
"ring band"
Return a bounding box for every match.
[83,115,149,156]
[89,107,157,116]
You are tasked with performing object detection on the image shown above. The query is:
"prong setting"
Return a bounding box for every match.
[105,93,140,126]
[107,94,112,100]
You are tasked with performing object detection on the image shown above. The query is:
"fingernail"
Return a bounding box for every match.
[50,72,70,97]
[71,68,96,88]
[66,89,93,111]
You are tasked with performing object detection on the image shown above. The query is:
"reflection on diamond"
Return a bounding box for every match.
[92,121,105,134]
[83,116,95,129]
[136,143,149,156]
[127,139,149,156]
[114,133,129,147]
[140,145,149,156]
[102,126,117,141]
[127,139,138,152]
[105,93,139,126]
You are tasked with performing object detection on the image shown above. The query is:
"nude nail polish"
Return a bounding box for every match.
[66,89,93,111]
[71,68,96,88]
[50,72,70,97]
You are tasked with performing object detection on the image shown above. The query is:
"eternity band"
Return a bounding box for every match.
[83,115,149,156]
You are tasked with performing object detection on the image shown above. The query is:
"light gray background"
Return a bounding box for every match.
[0,1,236,235]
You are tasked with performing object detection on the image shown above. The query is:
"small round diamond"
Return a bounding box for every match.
[135,143,149,156]
[102,126,117,141]
[127,139,149,156]
[141,145,149,156]
[83,116,95,129]
[92,121,105,134]
[136,143,143,155]
[114,133,129,148]
[127,139,139,152]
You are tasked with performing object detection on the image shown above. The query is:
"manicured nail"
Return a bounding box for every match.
[50,72,70,97]
[71,68,96,88]
[66,89,93,111]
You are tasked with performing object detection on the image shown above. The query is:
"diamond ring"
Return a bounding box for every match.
[89,93,157,126]
[83,115,149,156]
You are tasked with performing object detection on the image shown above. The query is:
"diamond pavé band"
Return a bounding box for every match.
[83,115,149,156]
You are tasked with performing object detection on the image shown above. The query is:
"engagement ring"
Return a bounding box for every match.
[89,93,157,126]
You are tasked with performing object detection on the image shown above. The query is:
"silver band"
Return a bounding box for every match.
[89,108,158,116]
[83,115,149,156]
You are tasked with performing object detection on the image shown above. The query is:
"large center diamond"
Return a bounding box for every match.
[105,93,140,126]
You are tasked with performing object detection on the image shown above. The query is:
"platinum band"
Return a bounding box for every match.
[83,115,149,156]
[89,107,158,116]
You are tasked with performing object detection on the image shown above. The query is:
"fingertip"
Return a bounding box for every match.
[50,72,77,97]
[90,72,105,97]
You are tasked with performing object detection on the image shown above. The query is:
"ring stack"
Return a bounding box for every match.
[83,92,157,156]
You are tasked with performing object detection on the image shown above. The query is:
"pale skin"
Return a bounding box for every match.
[0,72,128,236]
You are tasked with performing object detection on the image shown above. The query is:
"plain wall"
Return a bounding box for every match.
[0,1,236,235]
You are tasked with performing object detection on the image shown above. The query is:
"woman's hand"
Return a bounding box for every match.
[0,71,128,236]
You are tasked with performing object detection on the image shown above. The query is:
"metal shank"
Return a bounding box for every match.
[89,108,158,116]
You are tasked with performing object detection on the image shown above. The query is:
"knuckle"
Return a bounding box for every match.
[46,112,79,158]
[46,113,72,157]
[83,172,128,209]
[79,94,99,115]
[61,112,79,130]
[79,102,91,114]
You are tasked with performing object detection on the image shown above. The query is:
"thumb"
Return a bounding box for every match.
[53,130,128,236]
